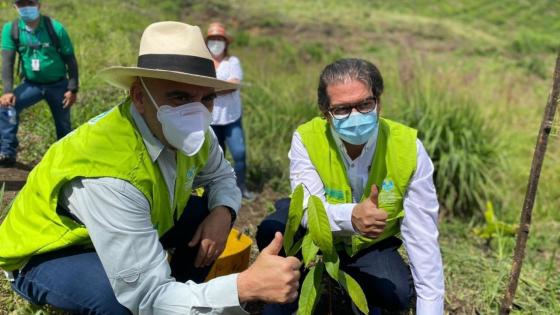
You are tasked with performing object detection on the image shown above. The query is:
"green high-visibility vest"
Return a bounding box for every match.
[0,100,210,271]
[297,117,417,256]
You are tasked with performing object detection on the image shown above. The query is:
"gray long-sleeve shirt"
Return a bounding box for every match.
[2,18,79,93]
[58,105,247,315]
[2,47,79,93]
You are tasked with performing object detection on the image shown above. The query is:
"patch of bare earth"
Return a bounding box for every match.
[0,164,31,210]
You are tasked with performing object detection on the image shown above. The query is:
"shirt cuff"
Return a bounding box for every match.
[207,182,242,214]
[3,83,13,93]
[203,273,249,314]
[416,296,444,315]
[208,193,241,215]
[329,203,356,233]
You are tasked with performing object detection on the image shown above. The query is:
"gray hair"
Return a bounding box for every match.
[317,58,384,115]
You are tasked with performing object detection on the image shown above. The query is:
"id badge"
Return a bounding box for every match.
[31,58,40,71]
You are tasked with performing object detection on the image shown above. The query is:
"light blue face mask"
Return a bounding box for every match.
[331,111,378,145]
[17,6,40,22]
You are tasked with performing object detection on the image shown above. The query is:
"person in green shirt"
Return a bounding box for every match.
[0,0,79,167]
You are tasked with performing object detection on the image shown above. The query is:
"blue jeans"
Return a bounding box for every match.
[0,79,72,157]
[10,195,213,314]
[211,118,248,190]
[256,199,413,314]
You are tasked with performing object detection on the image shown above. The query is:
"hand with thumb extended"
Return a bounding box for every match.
[369,183,379,206]
[351,184,388,238]
[261,231,283,255]
[237,232,301,303]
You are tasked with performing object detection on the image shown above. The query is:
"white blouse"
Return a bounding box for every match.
[212,56,243,125]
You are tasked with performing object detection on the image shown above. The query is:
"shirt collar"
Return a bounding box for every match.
[130,104,164,162]
[329,123,378,164]
[22,16,42,32]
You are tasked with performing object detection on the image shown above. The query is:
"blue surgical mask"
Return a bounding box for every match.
[331,111,378,145]
[17,6,40,22]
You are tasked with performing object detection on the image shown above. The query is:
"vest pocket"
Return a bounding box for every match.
[378,191,403,218]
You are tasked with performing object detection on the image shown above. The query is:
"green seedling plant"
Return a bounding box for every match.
[283,184,369,315]
[473,201,518,240]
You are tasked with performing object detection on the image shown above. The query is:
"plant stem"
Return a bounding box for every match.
[500,51,560,314]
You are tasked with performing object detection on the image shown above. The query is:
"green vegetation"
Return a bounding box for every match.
[284,184,369,315]
[399,79,503,216]
[1,0,559,314]
[473,202,518,240]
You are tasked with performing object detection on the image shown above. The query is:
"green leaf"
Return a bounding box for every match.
[324,250,340,281]
[298,262,324,315]
[338,270,369,315]
[307,195,333,256]
[283,184,304,254]
[302,233,319,267]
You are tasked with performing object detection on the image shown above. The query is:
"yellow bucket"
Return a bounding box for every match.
[205,228,253,281]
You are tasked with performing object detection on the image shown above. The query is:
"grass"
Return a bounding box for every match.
[1,0,559,313]
[441,219,560,313]
[396,74,504,216]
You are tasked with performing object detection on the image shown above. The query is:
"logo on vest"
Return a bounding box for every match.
[379,178,399,206]
[325,187,345,201]
[184,166,197,191]
[382,179,395,192]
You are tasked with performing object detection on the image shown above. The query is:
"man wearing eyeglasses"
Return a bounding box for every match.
[257,58,444,314]
[0,0,79,167]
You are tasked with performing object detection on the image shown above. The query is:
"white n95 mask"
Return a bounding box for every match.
[140,78,211,156]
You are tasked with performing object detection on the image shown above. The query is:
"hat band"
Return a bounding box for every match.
[137,54,216,78]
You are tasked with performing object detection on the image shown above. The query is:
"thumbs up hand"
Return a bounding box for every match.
[237,232,302,303]
[351,185,388,238]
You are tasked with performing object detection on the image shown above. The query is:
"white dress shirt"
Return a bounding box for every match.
[58,105,247,315]
[211,56,243,125]
[289,127,444,314]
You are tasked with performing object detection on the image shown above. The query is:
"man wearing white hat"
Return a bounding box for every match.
[0,21,301,314]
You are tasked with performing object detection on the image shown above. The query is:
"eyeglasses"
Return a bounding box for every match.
[328,96,377,120]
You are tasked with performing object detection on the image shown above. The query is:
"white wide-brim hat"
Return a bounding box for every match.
[98,21,237,91]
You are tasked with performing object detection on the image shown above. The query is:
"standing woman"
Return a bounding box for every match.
[206,22,254,200]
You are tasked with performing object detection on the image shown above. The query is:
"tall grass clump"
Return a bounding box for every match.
[396,80,503,217]
[241,62,318,191]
